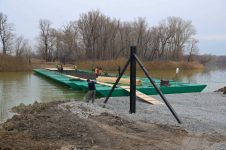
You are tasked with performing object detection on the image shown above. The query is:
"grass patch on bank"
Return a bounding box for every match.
[0,54,32,72]
[76,58,205,71]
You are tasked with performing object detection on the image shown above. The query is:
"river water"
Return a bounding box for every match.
[0,64,226,123]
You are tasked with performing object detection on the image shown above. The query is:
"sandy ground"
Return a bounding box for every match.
[0,92,226,150]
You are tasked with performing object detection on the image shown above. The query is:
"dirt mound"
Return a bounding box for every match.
[1,101,226,149]
[214,86,226,93]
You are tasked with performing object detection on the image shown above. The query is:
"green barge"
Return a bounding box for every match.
[33,69,207,97]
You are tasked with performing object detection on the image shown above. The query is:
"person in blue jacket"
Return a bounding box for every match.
[86,79,96,103]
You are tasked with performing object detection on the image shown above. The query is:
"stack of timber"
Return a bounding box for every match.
[96,76,142,85]
[46,68,74,71]
[65,75,115,87]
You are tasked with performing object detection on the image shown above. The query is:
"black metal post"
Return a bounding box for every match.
[104,56,131,103]
[134,54,182,124]
[130,46,136,113]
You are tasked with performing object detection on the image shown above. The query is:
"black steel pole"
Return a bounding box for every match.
[130,46,136,113]
[104,56,131,103]
[134,54,182,124]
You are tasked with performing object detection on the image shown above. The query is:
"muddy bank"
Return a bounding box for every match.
[1,100,226,149]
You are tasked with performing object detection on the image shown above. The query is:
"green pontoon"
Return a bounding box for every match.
[33,69,207,97]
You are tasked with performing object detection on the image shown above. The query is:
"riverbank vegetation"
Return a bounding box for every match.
[76,58,204,71]
[0,55,204,72]
[0,54,32,72]
[1,10,224,72]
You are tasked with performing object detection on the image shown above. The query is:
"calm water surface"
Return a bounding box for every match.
[109,64,226,93]
[0,64,226,123]
[0,72,86,123]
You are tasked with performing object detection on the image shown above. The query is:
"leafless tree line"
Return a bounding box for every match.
[205,55,226,64]
[36,10,200,63]
[0,10,201,63]
[0,12,31,59]
[215,56,226,63]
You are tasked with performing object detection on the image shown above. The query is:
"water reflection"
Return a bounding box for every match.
[109,68,205,83]
[109,64,226,93]
[0,72,86,123]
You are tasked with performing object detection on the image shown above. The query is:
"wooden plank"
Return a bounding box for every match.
[120,86,130,89]
[96,81,114,87]
[120,86,163,105]
[46,68,58,70]
[65,75,80,79]
[46,68,75,71]
[65,75,86,80]
[65,75,116,87]
[97,76,142,85]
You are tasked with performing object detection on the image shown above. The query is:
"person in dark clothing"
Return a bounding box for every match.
[99,66,102,74]
[117,66,121,75]
[86,79,96,103]
[60,64,63,73]
[224,91,226,94]
[95,67,99,78]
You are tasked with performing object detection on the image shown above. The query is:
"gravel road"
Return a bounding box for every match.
[61,92,226,136]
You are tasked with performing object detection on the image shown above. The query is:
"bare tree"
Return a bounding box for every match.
[167,16,196,61]
[148,27,161,61]
[38,19,52,61]
[158,21,172,60]
[186,38,199,62]
[133,17,148,57]
[62,21,80,61]
[49,28,63,61]
[78,10,103,59]
[0,12,15,54]
[15,35,25,57]
[98,15,112,60]
[14,35,32,64]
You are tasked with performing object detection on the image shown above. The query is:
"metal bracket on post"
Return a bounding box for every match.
[130,46,136,113]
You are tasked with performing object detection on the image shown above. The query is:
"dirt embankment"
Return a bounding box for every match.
[214,86,226,93]
[0,100,225,150]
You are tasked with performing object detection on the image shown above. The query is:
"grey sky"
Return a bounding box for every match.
[1,0,226,55]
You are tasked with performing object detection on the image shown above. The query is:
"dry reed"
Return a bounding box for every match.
[0,54,205,72]
[75,58,205,71]
[0,54,32,72]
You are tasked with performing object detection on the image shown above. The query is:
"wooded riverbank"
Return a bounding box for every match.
[0,55,204,72]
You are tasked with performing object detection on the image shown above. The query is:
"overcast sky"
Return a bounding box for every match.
[1,0,226,55]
